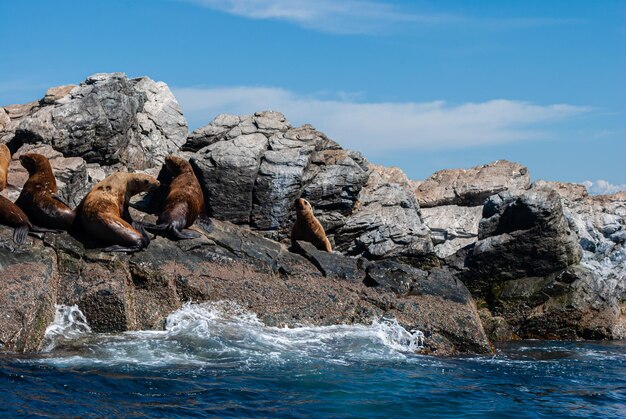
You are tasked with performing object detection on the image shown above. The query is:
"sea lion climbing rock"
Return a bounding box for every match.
[79,173,160,252]
[146,155,205,240]
[15,153,76,231]
[291,198,332,252]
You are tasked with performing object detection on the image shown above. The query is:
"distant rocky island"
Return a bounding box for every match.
[1,73,624,356]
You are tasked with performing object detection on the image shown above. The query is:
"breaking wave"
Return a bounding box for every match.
[38,301,424,368]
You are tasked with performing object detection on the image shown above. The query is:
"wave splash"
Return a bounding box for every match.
[38,301,425,368]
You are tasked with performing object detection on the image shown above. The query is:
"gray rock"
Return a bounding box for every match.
[421,205,482,257]
[413,160,530,207]
[337,165,433,259]
[11,73,187,169]
[191,133,269,224]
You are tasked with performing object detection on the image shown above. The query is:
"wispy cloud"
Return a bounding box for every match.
[172,85,590,155]
[179,0,578,34]
[582,180,626,195]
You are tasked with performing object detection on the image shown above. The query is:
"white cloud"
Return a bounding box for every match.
[582,180,626,195]
[179,0,577,34]
[172,85,590,155]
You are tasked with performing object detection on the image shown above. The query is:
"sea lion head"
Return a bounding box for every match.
[164,155,192,175]
[127,174,160,195]
[295,198,313,214]
[19,153,51,175]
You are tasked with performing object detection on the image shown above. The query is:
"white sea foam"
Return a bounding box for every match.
[41,305,92,352]
[36,301,425,368]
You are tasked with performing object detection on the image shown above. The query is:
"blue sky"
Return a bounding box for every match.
[1,0,624,191]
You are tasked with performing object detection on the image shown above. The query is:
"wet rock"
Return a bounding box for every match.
[0,227,58,352]
[0,220,492,356]
[414,160,530,208]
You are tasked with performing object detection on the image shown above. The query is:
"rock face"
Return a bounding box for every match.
[413,160,530,208]
[0,221,491,356]
[421,205,482,258]
[3,73,187,170]
[189,113,431,260]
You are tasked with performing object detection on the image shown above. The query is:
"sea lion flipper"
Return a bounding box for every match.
[196,217,213,233]
[144,223,169,232]
[13,226,29,244]
[30,225,63,234]
[102,244,143,253]
[170,227,201,240]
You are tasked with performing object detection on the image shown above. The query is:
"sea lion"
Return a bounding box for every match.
[0,195,32,243]
[15,153,75,231]
[146,155,205,240]
[291,198,332,252]
[0,144,10,191]
[79,172,159,252]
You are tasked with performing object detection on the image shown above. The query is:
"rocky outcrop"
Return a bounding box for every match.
[450,182,625,341]
[3,73,187,170]
[0,221,491,356]
[189,113,431,260]
[1,72,624,356]
[413,160,530,208]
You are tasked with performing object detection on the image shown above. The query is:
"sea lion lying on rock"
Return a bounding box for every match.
[79,173,159,252]
[146,155,205,240]
[291,198,332,252]
[15,153,75,231]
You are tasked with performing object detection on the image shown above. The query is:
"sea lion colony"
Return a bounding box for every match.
[0,150,332,253]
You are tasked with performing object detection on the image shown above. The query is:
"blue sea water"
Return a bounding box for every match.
[1,303,625,418]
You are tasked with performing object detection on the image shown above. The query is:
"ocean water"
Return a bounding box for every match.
[1,303,625,418]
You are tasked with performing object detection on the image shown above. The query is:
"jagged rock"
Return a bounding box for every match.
[421,205,482,258]
[336,165,432,259]
[10,73,187,169]
[42,84,77,105]
[533,180,588,202]
[414,160,530,207]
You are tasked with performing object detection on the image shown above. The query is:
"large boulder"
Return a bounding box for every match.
[8,73,187,169]
[465,186,581,294]
[413,160,530,208]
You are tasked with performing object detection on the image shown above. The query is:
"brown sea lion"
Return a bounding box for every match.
[291,198,332,252]
[79,173,159,252]
[15,153,75,231]
[146,155,205,240]
[0,195,32,243]
[0,144,10,191]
